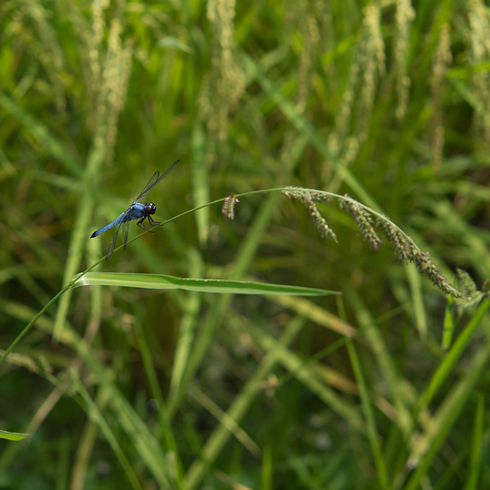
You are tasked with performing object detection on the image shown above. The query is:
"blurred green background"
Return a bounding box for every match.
[1,0,490,488]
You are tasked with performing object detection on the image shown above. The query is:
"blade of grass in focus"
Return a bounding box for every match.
[0,430,29,442]
[74,272,339,296]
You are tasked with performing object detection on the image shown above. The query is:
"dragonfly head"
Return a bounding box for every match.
[146,202,157,215]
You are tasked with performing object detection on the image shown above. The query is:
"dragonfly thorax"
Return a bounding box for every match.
[145,202,157,215]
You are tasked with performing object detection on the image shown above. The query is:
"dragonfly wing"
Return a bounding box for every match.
[122,219,130,250]
[105,222,122,261]
[135,159,179,203]
[135,171,159,204]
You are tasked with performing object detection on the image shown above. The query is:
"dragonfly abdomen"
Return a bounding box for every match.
[90,211,127,238]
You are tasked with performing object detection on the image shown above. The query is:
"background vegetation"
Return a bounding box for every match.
[1,0,490,488]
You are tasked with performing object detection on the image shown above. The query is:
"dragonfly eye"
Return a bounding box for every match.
[146,202,157,214]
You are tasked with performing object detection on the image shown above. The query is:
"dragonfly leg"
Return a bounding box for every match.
[137,218,155,235]
[148,216,161,226]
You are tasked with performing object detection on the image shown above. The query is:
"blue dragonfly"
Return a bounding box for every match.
[90,159,179,261]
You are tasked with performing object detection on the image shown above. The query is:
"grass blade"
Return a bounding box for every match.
[463,394,484,490]
[0,430,29,442]
[346,338,389,489]
[75,272,339,296]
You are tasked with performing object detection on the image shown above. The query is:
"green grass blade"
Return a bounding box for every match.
[241,53,380,212]
[406,262,427,340]
[463,394,484,490]
[73,334,180,488]
[52,145,106,342]
[450,78,490,128]
[346,338,389,489]
[442,294,456,350]
[184,316,306,489]
[70,373,144,490]
[246,317,364,431]
[75,272,339,296]
[344,283,414,439]
[431,199,490,279]
[190,387,260,457]
[261,443,272,490]
[0,93,83,177]
[132,318,184,483]
[191,124,209,245]
[272,295,356,337]
[169,249,203,400]
[2,298,181,488]
[405,345,490,490]
[0,430,29,442]
[418,299,490,411]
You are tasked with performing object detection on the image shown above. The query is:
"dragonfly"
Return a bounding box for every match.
[90,159,179,261]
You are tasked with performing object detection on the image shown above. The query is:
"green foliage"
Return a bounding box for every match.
[1,0,490,489]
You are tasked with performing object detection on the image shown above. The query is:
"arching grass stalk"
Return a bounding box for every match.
[280,186,463,299]
[0,186,463,369]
